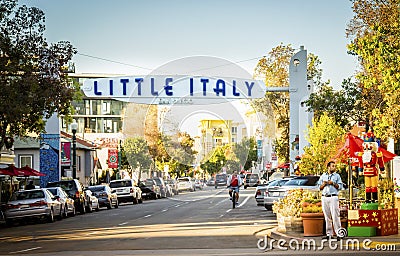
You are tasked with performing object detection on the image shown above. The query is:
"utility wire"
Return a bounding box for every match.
[76,52,264,74]
[76,52,153,71]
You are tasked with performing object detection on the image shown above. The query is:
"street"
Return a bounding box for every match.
[0,187,276,255]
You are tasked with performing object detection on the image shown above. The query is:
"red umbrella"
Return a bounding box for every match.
[0,167,15,176]
[21,165,46,176]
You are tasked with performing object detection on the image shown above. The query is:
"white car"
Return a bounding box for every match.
[177,177,194,192]
[109,179,143,204]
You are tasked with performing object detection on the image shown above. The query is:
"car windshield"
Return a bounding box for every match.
[46,188,59,195]
[216,174,226,179]
[267,180,281,186]
[284,177,318,186]
[153,179,161,185]
[178,178,189,182]
[89,186,105,192]
[11,190,45,200]
[110,180,132,188]
[47,181,75,191]
[249,174,258,179]
[144,181,154,186]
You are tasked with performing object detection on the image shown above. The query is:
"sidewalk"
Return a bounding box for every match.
[254,223,400,251]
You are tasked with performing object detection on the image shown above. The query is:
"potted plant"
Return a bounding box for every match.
[300,198,325,236]
[272,189,317,233]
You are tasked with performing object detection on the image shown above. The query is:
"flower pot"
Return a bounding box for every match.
[300,212,324,236]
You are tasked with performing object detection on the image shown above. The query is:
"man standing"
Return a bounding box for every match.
[318,161,343,239]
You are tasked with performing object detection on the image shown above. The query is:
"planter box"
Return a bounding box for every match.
[277,214,303,233]
[348,226,376,237]
[348,208,398,236]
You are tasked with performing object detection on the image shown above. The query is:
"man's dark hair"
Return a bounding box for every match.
[327,161,335,168]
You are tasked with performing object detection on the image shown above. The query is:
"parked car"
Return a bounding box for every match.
[46,187,76,217]
[46,179,87,214]
[140,179,161,199]
[84,189,100,212]
[206,178,215,187]
[194,179,204,190]
[165,179,179,195]
[254,178,292,206]
[152,177,168,198]
[177,177,194,192]
[264,175,320,211]
[4,188,63,225]
[88,185,118,209]
[109,179,142,204]
[244,173,260,188]
[214,173,227,188]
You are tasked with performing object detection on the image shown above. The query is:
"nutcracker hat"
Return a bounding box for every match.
[363,130,375,142]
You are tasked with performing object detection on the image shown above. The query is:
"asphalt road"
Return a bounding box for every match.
[0,186,277,255]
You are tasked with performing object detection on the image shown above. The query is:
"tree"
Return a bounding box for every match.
[347,0,400,141]
[305,78,364,130]
[0,0,77,149]
[299,113,345,175]
[123,137,153,180]
[232,137,257,171]
[253,43,327,162]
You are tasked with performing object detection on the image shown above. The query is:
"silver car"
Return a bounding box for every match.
[264,175,320,210]
[4,188,62,226]
[47,187,76,217]
[255,178,293,206]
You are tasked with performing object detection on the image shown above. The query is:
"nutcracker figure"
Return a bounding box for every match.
[357,131,385,203]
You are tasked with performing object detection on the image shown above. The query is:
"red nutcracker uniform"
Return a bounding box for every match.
[357,131,385,203]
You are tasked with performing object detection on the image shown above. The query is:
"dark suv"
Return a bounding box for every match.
[46,179,86,214]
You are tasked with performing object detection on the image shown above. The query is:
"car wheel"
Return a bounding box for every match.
[264,205,272,211]
[215,186,217,189]
[114,200,119,208]
[70,206,76,217]
[133,196,138,204]
[95,204,100,212]
[138,197,143,204]
[80,203,86,214]
[5,218,13,227]
[47,209,55,223]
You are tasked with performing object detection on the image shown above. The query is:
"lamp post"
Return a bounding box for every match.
[71,120,78,179]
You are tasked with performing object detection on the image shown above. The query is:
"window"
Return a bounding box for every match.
[231,127,237,134]
[19,155,33,168]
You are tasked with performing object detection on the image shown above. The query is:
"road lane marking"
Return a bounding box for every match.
[144,214,152,218]
[238,195,251,208]
[118,222,128,226]
[10,247,41,254]
[226,209,232,213]
[162,209,168,212]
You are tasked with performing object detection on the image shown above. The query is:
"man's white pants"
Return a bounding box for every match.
[322,196,341,236]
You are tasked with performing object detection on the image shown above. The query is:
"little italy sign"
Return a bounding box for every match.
[82,75,267,105]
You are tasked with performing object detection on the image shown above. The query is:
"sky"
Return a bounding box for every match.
[19,0,358,89]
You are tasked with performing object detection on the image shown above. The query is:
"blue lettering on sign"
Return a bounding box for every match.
[120,79,129,95]
[190,78,194,96]
[232,80,240,96]
[200,78,209,96]
[151,78,158,96]
[94,81,102,95]
[109,80,113,95]
[245,81,254,96]
[87,77,259,99]
[135,78,143,95]
[214,79,226,96]
[165,78,173,96]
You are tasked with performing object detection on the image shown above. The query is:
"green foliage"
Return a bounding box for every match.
[253,43,327,162]
[347,0,400,141]
[305,79,364,130]
[0,1,77,148]
[123,137,152,174]
[299,113,345,175]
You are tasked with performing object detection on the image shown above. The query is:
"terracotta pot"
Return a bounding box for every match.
[300,212,325,236]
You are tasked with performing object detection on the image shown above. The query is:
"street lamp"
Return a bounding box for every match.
[71,120,78,179]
